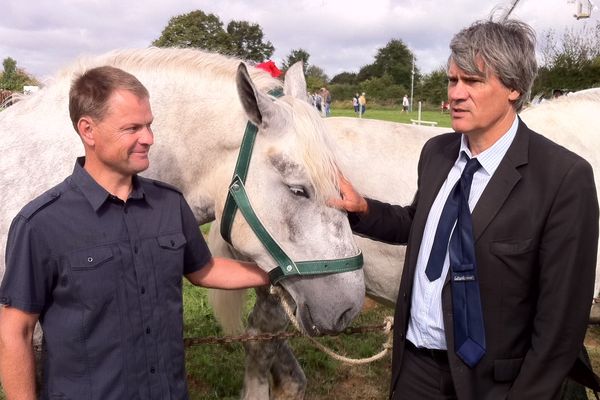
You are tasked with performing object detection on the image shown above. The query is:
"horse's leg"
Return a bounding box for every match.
[269,341,306,400]
[241,286,306,400]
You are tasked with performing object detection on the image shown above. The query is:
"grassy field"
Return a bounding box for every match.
[183,286,393,400]
[330,105,453,128]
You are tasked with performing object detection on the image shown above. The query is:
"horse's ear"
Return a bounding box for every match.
[283,62,308,102]
[236,63,276,128]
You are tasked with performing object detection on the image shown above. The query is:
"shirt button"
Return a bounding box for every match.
[150,367,156,374]
[170,240,175,247]
[134,245,138,254]
[141,286,146,294]
[146,327,151,334]
[124,208,128,214]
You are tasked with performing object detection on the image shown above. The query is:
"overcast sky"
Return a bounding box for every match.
[1,0,598,83]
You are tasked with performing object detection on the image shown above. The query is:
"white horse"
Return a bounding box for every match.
[0,47,368,394]
[208,90,600,398]
[329,91,600,304]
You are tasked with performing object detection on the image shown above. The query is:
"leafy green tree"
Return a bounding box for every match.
[330,72,357,85]
[0,57,39,91]
[360,74,406,104]
[356,63,378,82]
[417,67,448,106]
[533,22,600,96]
[305,65,329,91]
[371,39,417,88]
[152,10,230,52]
[355,39,418,89]
[226,20,274,62]
[281,48,310,73]
[152,10,274,62]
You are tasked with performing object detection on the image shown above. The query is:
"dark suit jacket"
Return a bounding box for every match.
[351,120,599,399]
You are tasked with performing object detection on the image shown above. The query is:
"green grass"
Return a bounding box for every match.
[182,287,393,400]
[330,106,453,128]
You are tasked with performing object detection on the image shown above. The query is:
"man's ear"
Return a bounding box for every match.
[77,117,95,147]
[508,89,520,102]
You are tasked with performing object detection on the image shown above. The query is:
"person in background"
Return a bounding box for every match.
[358,92,366,117]
[320,87,331,116]
[352,93,360,114]
[401,94,410,112]
[0,66,270,400]
[332,18,599,400]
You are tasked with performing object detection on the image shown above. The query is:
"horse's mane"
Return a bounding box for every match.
[523,88,600,114]
[280,97,339,202]
[51,47,281,93]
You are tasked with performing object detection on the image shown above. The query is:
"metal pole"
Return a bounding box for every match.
[410,54,415,113]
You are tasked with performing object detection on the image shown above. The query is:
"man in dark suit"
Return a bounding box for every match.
[331,19,599,399]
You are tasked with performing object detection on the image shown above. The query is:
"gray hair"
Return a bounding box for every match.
[448,19,537,112]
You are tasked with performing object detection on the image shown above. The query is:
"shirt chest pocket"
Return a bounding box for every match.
[154,233,187,285]
[68,245,119,302]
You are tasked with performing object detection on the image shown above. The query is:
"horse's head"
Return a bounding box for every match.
[224,62,365,335]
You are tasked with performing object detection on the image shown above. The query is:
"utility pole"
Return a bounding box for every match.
[410,53,415,113]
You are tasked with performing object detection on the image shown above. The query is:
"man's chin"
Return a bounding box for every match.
[451,119,470,134]
[130,160,150,174]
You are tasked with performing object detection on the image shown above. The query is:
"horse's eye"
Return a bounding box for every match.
[289,185,309,199]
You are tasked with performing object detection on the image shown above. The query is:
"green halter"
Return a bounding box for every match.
[220,90,363,284]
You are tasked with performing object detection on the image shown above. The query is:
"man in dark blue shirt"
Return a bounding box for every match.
[0,66,270,399]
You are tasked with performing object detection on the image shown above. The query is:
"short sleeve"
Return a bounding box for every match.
[179,197,212,275]
[0,215,55,313]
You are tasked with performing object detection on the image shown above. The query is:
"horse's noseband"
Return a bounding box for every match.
[220,90,363,284]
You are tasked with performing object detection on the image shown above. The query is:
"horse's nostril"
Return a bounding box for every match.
[334,307,355,332]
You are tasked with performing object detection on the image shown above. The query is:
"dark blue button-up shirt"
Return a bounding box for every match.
[1,158,211,400]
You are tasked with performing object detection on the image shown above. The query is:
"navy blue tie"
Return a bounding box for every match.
[425,154,480,280]
[425,154,486,368]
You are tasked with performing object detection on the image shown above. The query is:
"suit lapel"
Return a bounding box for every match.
[472,119,530,242]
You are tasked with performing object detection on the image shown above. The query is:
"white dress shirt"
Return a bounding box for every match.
[406,116,519,350]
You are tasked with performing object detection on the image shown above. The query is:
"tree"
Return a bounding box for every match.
[360,74,405,104]
[533,22,600,96]
[305,65,329,92]
[330,72,357,85]
[281,49,310,73]
[356,63,378,82]
[0,57,39,92]
[153,10,274,62]
[371,39,417,88]
[418,67,448,106]
[354,39,417,88]
[152,10,230,52]
[226,20,274,62]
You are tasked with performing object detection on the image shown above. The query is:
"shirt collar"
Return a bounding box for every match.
[71,157,147,212]
[459,115,518,177]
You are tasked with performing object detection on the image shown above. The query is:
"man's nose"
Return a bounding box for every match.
[139,127,154,145]
[448,81,467,102]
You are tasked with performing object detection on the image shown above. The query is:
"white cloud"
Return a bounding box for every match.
[0,0,598,81]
